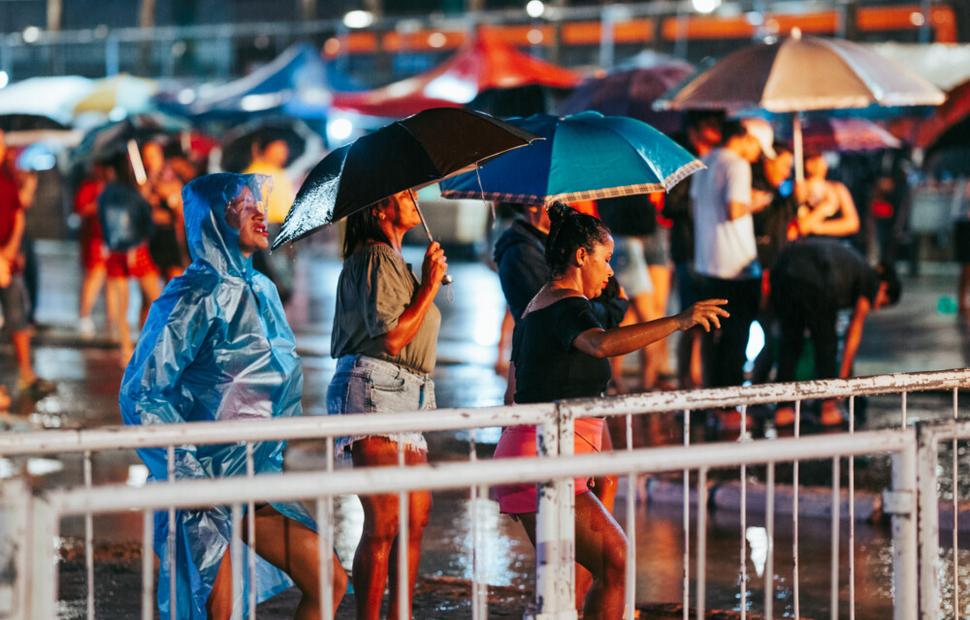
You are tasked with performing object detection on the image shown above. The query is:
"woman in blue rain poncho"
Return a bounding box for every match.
[120,173,346,619]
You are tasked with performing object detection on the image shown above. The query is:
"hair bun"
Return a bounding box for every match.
[547,201,571,227]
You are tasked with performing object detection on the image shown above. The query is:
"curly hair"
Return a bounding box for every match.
[544,202,611,278]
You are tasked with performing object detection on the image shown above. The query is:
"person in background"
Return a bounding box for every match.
[951,179,970,319]
[663,111,723,389]
[493,204,727,618]
[796,152,861,239]
[99,154,163,365]
[326,189,446,620]
[142,140,188,281]
[690,118,771,430]
[5,147,39,327]
[597,193,668,393]
[75,162,114,338]
[0,130,54,401]
[120,173,346,619]
[771,237,901,426]
[244,133,297,304]
[750,143,797,385]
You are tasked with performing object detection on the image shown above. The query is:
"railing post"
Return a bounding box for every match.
[888,430,919,620]
[529,403,577,620]
[27,494,58,620]
[915,422,941,620]
[0,480,30,620]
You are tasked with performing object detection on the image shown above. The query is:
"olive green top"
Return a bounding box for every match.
[331,243,441,375]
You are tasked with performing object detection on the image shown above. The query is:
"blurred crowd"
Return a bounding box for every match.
[492,111,918,433]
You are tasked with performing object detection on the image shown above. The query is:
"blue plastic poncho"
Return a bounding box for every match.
[119,173,314,619]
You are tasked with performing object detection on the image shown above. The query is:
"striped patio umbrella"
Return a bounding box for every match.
[439,111,702,205]
[800,118,901,153]
[656,31,943,180]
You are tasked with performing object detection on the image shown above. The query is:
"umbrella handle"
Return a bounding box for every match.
[414,201,453,286]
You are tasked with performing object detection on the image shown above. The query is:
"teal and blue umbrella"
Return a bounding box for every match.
[439,111,702,205]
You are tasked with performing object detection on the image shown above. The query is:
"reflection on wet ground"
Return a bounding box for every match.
[8,242,970,617]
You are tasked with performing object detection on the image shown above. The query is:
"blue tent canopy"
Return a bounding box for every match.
[166,43,334,120]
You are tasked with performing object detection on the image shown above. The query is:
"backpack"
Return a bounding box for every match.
[98,183,153,252]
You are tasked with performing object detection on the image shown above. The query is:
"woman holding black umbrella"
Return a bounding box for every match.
[326,188,447,620]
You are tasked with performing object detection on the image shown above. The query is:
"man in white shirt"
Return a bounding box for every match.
[690,118,774,418]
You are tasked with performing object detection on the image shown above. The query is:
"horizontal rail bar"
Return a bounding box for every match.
[914,418,970,443]
[0,403,556,456]
[5,369,966,457]
[47,429,913,516]
[561,369,970,418]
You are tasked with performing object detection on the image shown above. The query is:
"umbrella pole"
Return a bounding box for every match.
[793,112,804,184]
[414,202,454,286]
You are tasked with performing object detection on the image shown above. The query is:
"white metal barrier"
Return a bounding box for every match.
[2,368,970,619]
[915,414,970,619]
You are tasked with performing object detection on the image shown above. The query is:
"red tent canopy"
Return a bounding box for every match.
[914,78,970,149]
[332,28,581,118]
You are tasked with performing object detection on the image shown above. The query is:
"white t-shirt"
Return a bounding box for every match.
[690,148,760,280]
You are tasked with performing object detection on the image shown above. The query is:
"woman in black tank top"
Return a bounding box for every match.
[494,203,728,618]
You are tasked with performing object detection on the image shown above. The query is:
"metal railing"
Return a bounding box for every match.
[2,367,970,619]
[915,414,970,620]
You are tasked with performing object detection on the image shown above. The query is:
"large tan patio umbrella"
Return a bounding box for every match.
[656,30,944,181]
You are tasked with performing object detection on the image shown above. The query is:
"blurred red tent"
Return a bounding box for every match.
[331,27,580,118]
[913,79,970,151]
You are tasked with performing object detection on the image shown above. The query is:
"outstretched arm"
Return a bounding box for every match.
[840,296,871,379]
[573,299,729,359]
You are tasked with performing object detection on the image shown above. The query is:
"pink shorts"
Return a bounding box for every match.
[492,418,604,514]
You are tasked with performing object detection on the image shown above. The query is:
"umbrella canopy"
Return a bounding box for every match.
[273,108,539,249]
[331,28,580,118]
[617,49,693,72]
[558,64,694,134]
[0,114,68,132]
[73,113,189,163]
[217,118,315,172]
[72,74,159,116]
[440,111,702,205]
[0,76,94,124]
[798,118,901,152]
[657,33,943,181]
[0,114,81,149]
[657,34,944,113]
[163,44,331,120]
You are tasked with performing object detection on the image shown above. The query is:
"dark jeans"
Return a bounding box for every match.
[697,275,760,388]
[774,284,838,383]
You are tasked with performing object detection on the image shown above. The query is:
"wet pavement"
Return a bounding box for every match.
[6,239,970,618]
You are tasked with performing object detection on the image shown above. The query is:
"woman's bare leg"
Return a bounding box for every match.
[577,429,617,609]
[351,438,431,620]
[387,479,432,619]
[208,506,348,620]
[137,273,163,327]
[106,277,131,365]
[517,492,626,619]
[79,264,106,320]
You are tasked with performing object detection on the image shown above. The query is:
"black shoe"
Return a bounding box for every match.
[20,377,56,400]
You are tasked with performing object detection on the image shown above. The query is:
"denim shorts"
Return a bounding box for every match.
[326,354,436,455]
